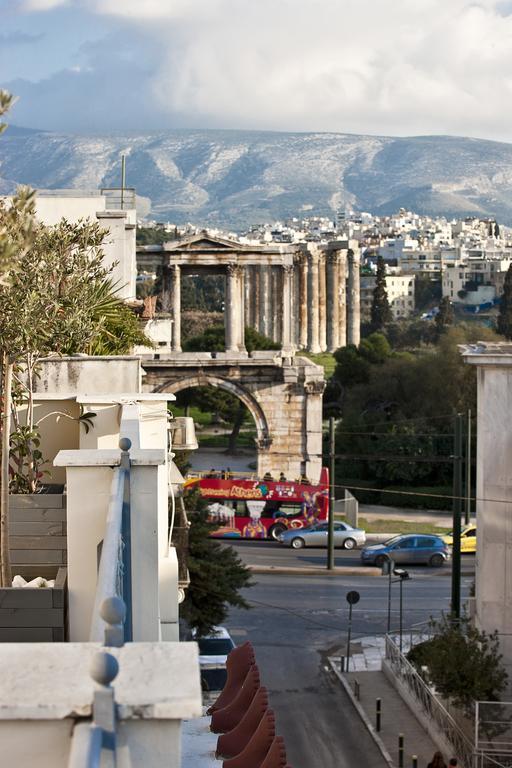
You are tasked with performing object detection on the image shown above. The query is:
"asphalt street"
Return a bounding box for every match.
[224,541,474,768]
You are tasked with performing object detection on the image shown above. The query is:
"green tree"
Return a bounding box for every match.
[408,614,507,715]
[435,296,454,337]
[370,256,392,331]
[179,491,252,637]
[497,264,512,340]
[0,216,150,585]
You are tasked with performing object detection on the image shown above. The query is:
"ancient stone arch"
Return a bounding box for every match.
[142,354,325,482]
[156,373,271,449]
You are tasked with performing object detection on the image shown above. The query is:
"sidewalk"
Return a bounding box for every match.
[329,637,445,768]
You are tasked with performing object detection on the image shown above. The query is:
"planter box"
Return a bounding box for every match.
[0,567,67,642]
[9,494,67,581]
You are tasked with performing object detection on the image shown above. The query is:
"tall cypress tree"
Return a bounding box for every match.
[435,296,454,338]
[497,264,512,340]
[370,256,392,331]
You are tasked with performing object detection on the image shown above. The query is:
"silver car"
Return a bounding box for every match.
[278,521,366,550]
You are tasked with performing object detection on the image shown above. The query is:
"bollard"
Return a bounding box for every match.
[354,679,360,700]
[340,655,345,672]
[412,756,418,768]
[398,734,404,768]
[376,698,381,732]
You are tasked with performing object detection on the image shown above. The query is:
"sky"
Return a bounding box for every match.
[2,0,512,141]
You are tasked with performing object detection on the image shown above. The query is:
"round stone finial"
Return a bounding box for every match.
[90,651,119,686]
[100,596,126,626]
[119,437,132,452]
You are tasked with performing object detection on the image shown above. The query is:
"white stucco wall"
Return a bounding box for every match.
[34,357,142,396]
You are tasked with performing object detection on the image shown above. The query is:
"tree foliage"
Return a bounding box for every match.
[183,324,280,353]
[370,256,392,331]
[180,491,253,637]
[435,296,454,337]
[408,614,507,715]
[497,263,512,340]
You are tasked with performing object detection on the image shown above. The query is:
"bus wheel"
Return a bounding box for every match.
[269,524,287,541]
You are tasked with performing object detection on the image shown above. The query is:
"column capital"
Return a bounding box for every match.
[227,263,244,278]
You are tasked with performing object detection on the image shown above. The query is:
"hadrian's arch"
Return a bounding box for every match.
[157,374,271,451]
[142,356,325,482]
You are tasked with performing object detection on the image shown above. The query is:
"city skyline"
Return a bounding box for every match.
[1,0,512,141]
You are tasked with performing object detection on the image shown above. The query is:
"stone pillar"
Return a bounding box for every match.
[299,254,309,349]
[271,267,282,344]
[281,264,293,353]
[171,264,181,352]
[318,254,327,352]
[238,265,246,352]
[326,251,340,352]
[225,264,243,352]
[307,249,321,353]
[338,251,347,347]
[244,265,251,328]
[259,265,271,338]
[249,266,258,329]
[347,249,361,346]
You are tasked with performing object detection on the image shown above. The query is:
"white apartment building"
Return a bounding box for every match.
[33,188,137,300]
[360,273,416,320]
[442,257,512,308]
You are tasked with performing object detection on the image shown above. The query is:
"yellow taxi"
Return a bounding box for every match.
[442,524,476,553]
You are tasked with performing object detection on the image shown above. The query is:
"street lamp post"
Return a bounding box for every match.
[393,568,410,653]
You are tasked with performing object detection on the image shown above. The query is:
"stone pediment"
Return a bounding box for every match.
[168,232,243,252]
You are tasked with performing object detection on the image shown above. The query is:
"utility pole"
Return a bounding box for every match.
[120,154,126,210]
[451,413,463,618]
[465,408,471,525]
[327,416,335,571]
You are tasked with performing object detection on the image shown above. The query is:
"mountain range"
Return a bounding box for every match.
[1,126,512,228]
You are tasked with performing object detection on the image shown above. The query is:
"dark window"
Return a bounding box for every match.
[393,538,416,550]
[198,638,234,655]
[417,537,435,548]
[465,529,476,538]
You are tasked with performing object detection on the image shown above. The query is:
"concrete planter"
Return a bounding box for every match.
[0,567,67,641]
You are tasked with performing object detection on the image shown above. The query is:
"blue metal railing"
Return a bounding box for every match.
[69,438,134,766]
[90,439,133,644]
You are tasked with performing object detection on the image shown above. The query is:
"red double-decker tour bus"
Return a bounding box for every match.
[185,469,329,540]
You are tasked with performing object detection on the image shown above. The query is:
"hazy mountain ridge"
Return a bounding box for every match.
[2,127,512,227]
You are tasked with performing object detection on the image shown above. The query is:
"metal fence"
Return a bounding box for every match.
[476,701,512,765]
[100,187,136,210]
[385,633,475,768]
[69,438,134,766]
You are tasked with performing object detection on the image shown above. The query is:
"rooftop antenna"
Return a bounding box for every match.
[120,154,126,210]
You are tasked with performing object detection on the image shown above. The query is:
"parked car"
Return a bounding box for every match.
[278,521,366,550]
[360,534,450,567]
[442,524,476,553]
[195,626,236,691]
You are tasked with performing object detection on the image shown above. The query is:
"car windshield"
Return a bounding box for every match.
[384,535,406,546]
[198,638,234,655]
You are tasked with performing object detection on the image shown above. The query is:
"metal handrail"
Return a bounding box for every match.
[68,723,102,768]
[385,633,475,768]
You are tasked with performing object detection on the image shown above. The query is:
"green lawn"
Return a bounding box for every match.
[169,405,213,426]
[199,433,256,448]
[301,351,336,378]
[335,514,451,535]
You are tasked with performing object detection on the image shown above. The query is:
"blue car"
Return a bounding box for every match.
[361,534,450,567]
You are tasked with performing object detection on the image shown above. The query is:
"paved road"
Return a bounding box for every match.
[230,538,476,573]
[224,542,473,768]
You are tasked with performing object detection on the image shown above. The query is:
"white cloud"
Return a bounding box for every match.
[12,0,512,139]
[22,0,68,10]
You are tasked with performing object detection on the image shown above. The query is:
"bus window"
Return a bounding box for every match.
[234,501,248,517]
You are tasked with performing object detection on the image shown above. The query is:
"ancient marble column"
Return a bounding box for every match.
[238,265,246,351]
[171,264,181,352]
[347,248,361,346]
[318,253,327,352]
[307,248,321,353]
[259,265,271,338]
[244,265,251,328]
[271,267,282,344]
[281,264,293,352]
[299,253,309,349]
[338,251,347,348]
[225,264,239,353]
[326,251,340,352]
[248,266,258,329]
